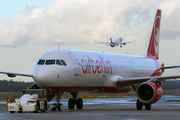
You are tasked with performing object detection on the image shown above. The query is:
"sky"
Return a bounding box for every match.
[0,0,180,82]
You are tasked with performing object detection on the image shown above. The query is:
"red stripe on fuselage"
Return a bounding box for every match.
[151,59,164,76]
[43,87,132,93]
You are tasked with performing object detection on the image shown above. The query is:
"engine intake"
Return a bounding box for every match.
[136,82,163,104]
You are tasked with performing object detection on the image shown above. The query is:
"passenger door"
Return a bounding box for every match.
[68,53,79,76]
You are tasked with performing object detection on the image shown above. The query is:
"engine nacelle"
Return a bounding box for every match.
[136,82,163,104]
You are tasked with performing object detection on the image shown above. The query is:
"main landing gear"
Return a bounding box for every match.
[68,92,83,110]
[52,92,62,111]
[136,99,151,110]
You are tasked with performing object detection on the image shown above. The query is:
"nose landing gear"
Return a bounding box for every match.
[52,92,62,111]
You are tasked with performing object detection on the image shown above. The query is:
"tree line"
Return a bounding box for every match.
[0,79,180,92]
[0,80,34,92]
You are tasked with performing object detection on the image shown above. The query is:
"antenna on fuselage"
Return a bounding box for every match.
[126,51,128,55]
[58,44,60,49]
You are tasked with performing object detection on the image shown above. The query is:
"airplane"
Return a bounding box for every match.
[1,9,180,111]
[95,37,135,47]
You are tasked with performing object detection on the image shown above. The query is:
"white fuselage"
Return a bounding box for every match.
[33,49,161,93]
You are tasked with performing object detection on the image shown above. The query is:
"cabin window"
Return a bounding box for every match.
[56,59,62,65]
[37,59,45,65]
[60,59,67,66]
[45,60,55,65]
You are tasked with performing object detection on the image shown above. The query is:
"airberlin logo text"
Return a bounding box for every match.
[154,15,161,54]
[81,55,112,74]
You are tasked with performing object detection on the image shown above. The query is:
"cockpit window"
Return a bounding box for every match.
[56,59,62,65]
[45,60,55,65]
[37,60,45,65]
[37,59,67,66]
[60,59,67,66]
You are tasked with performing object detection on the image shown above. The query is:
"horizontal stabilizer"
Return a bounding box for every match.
[161,65,180,69]
[117,74,180,88]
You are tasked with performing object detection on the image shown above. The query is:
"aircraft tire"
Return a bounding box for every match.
[18,111,22,113]
[52,103,57,111]
[58,104,62,111]
[136,99,143,110]
[10,111,15,113]
[76,98,83,109]
[68,98,75,109]
[145,104,151,110]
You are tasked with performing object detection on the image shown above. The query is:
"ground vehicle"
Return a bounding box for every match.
[7,89,48,113]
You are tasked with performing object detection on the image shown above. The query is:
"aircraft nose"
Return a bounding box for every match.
[33,67,52,85]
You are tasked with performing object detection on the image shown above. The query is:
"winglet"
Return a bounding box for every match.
[147,9,161,60]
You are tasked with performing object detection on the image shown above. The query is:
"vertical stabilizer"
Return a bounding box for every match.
[110,37,113,43]
[147,9,161,60]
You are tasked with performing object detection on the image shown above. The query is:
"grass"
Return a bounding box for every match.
[0,104,7,107]
[166,100,180,102]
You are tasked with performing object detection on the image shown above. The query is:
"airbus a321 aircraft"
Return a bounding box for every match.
[1,9,180,111]
[95,37,135,47]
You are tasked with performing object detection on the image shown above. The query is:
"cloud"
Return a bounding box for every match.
[158,0,180,40]
[0,0,180,47]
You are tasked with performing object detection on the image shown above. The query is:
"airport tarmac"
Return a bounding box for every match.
[1,102,180,120]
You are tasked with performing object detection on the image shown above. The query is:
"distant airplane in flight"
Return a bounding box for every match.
[95,37,135,47]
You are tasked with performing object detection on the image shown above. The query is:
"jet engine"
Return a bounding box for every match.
[136,82,163,104]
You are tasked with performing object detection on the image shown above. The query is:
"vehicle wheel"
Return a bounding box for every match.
[76,98,83,110]
[52,103,57,111]
[51,107,56,111]
[136,99,143,110]
[58,104,62,111]
[10,111,15,113]
[18,111,22,113]
[41,102,47,112]
[145,104,151,110]
[68,98,75,109]
[33,102,39,113]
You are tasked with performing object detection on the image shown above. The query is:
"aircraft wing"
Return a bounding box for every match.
[0,71,33,78]
[161,65,180,69]
[116,74,180,87]
[119,40,136,44]
[95,41,111,44]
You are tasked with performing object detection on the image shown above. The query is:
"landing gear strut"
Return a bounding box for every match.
[68,92,83,110]
[136,99,151,110]
[52,92,62,111]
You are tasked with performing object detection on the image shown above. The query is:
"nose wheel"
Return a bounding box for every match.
[68,92,83,110]
[52,92,62,111]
